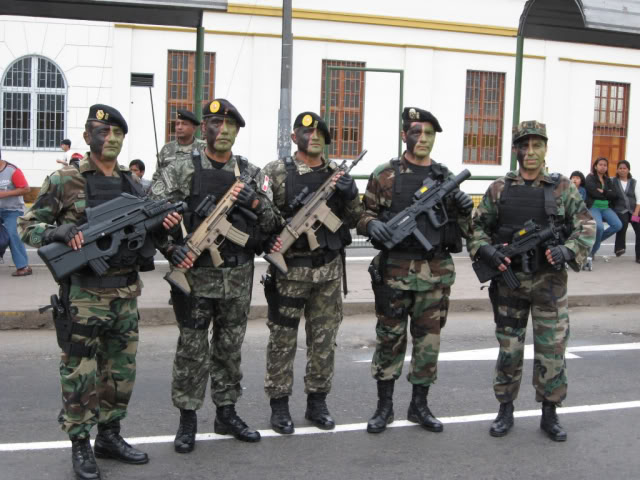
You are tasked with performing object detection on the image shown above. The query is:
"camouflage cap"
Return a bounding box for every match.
[512,120,547,144]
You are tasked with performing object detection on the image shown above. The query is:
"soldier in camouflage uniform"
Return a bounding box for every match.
[356,107,473,434]
[18,105,180,480]
[150,98,278,453]
[260,111,363,434]
[468,121,595,441]
[151,109,204,186]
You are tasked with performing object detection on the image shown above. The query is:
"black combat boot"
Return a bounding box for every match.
[71,437,100,480]
[407,384,443,432]
[489,401,514,437]
[367,380,395,434]
[305,392,335,430]
[214,405,261,442]
[270,396,294,434]
[540,401,567,442]
[94,421,149,464]
[174,409,197,453]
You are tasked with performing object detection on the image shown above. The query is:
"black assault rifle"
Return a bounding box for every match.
[472,219,566,290]
[38,193,186,283]
[380,169,471,251]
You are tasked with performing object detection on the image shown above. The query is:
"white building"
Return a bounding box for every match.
[1,0,640,194]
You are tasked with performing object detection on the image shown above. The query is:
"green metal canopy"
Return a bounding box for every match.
[1,0,227,28]
[520,0,640,49]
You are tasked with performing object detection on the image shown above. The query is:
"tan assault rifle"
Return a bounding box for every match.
[265,150,367,275]
[165,175,257,294]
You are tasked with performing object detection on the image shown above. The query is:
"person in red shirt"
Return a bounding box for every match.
[0,149,32,276]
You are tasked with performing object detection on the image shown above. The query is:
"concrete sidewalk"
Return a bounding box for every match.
[1,255,638,329]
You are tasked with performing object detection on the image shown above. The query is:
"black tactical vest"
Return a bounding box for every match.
[82,170,155,270]
[282,156,351,252]
[185,151,261,266]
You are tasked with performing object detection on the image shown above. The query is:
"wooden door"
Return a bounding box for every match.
[591,132,626,177]
[591,81,629,177]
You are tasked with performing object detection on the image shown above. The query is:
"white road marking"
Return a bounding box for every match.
[355,342,640,363]
[1,400,638,452]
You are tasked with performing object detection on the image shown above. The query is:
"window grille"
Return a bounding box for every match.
[462,70,505,165]
[1,56,66,150]
[320,60,365,159]
[593,81,629,138]
[165,50,215,143]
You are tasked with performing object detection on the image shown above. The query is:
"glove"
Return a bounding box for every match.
[43,224,79,245]
[631,215,640,223]
[477,244,508,269]
[235,184,257,208]
[335,173,358,201]
[453,190,474,214]
[548,245,574,264]
[263,234,280,254]
[170,245,191,267]
[367,220,392,244]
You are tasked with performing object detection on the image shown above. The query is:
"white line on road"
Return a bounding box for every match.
[1,400,639,452]
[355,342,640,363]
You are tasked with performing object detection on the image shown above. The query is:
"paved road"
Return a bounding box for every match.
[1,306,638,479]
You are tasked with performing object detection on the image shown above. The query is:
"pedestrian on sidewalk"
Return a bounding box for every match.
[357,107,473,435]
[612,160,640,263]
[0,148,32,276]
[468,121,594,442]
[584,157,622,270]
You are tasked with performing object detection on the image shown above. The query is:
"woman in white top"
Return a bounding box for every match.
[612,160,640,263]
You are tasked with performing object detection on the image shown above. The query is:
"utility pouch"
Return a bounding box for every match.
[261,266,279,323]
[170,287,194,327]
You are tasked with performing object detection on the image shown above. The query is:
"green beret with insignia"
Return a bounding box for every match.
[87,104,128,134]
[202,98,245,127]
[512,120,548,144]
[293,111,331,145]
[402,107,442,133]
[177,109,200,126]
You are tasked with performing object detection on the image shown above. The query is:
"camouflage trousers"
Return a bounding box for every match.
[264,276,343,399]
[371,285,450,385]
[59,291,139,440]
[171,292,250,410]
[492,269,569,405]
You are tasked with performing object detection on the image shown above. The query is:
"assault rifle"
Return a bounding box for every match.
[472,219,566,290]
[38,193,186,283]
[264,149,368,275]
[165,175,258,295]
[380,169,471,251]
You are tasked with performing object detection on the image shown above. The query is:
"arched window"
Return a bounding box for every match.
[1,55,67,150]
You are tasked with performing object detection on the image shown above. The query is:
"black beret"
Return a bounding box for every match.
[202,99,245,127]
[177,109,200,126]
[87,104,128,134]
[293,111,331,145]
[402,107,442,133]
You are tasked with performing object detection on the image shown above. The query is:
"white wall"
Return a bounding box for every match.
[3,2,640,195]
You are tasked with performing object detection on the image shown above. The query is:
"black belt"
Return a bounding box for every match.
[387,249,445,261]
[286,250,339,268]
[70,272,139,289]
[194,252,253,268]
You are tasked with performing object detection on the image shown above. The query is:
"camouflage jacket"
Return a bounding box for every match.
[467,169,595,271]
[150,144,279,299]
[17,155,145,299]
[356,155,472,291]
[151,137,205,186]
[258,154,364,282]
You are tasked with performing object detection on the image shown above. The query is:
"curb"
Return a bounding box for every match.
[2,293,638,330]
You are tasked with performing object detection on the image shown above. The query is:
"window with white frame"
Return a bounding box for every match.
[1,56,67,150]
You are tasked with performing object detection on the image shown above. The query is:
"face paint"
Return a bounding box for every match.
[404,122,435,159]
[206,116,238,153]
[86,122,124,161]
[515,136,546,173]
[295,127,325,155]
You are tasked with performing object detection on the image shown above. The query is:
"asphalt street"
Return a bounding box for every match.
[0,306,639,480]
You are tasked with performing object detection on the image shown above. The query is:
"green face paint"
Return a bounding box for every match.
[87,122,124,161]
[515,136,547,173]
[405,122,435,159]
[205,116,238,153]
[295,127,326,155]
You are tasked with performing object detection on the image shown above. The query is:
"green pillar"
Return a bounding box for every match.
[511,34,524,170]
[194,25,205,138]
